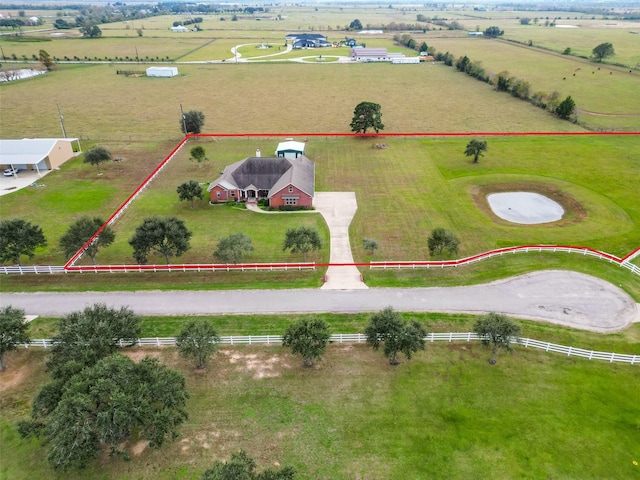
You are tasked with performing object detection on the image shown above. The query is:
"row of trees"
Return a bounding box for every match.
[1,215,467,267]
[170,308,521,371]
[283,309,521,366]
[433,48,577,121]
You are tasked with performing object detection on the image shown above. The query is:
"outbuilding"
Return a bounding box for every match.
[0,138,81,174]
[275,139,306,159]
[146,66,179,77]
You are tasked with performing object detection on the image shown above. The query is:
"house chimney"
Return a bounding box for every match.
[256,149,261,157]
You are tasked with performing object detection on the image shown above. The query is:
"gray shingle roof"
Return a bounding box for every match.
[208,156,314,198]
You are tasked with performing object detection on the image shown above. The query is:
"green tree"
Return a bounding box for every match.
[129,216,192,264]
[282,226,322,262]
[419,41,428,52]
[83,145,112,174]
[214,232,254,264]
[350,101,384,134]
[362,238,380,256]
[181,110,205,134]
[176,320,220,369]
[484,26,503,38]
[365,307,427,365]
[282,318,331,367]
[79,23,102,38]
[427,228,460,259]
[473,312,521,365]
[19,304,143,443]
[38,49,54,70]
[46,303,142,382]
[591,42,614,62]
[202,450,296,480]
[59,216,115,265]
[0,306,29,371]
[555,95,576,120]
[177,180,204,208]
[44,354,188,470]
[349,19,362,30]
[189,145,209,168]
[464,139,488,163]
[0,218,47,266]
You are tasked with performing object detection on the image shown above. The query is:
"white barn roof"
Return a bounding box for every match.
[276,140,305,154]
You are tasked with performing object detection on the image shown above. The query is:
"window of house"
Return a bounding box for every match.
[230,191,235,197]
[216,191,221,198]
[285,197,297,205]
[288,186,294,193]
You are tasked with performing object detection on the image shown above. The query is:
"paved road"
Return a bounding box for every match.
[2,270,637,332]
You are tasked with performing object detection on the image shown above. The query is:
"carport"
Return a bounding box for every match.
[0,138,81,175]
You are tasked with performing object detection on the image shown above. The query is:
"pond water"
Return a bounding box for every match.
[487,192,564,224]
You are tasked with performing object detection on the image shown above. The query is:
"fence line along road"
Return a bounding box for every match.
[2,245,639,276]
[21,333,638,365]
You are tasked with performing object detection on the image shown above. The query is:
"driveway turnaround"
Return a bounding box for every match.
[2,270,637,332]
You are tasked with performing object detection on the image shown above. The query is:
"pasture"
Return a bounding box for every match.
[1,338,638,480]
[423,37,640,129]
[0,62,585,142]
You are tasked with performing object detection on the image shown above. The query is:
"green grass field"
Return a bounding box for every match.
[1,62,585,142]
[423,37,640,126]
[1,340,638,480]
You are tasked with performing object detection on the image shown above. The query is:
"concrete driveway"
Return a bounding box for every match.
[313,192,368,290]
[0,170,48,196]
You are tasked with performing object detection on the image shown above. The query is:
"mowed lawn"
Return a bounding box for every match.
[313,135,639,260]
[1,344,638,480]
[90,142,330,266]
[1,135,638,269]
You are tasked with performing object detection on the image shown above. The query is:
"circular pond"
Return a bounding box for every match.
[487,192,565,224]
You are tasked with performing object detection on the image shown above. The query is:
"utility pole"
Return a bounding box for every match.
[135,46,139,64]
[180,103,187,134]
[56,104,67,138]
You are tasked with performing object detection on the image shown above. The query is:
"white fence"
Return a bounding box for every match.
[369,245,623,270]
[0,265,65,274]
[22,333,638,365]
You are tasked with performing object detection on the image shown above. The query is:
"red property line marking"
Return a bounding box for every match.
[64,132,639,270]
[193,131,639,138]
[63,245,626,272]
[65,137,189,268]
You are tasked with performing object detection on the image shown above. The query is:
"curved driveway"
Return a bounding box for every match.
[2,270,637,332]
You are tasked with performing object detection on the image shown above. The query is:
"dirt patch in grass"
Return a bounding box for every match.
[121,348,163,363]
[0,362,29,392]
[131,440,149,456]
[470,182,587,227]
[220,349,292,379]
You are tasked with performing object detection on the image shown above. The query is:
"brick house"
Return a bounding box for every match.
[208,153,315,207]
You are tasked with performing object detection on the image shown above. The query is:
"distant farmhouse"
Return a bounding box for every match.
[208,142,314,207]
[286,33,331,49]
[171,25,189,32]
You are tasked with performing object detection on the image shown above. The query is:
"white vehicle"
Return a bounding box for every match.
[3,167,21,176]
